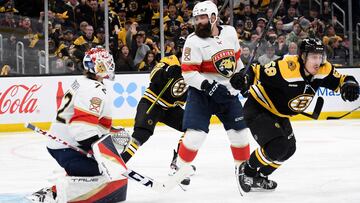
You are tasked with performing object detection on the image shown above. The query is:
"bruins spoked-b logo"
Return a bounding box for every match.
[211,49,236,78]
[288,94,314,112]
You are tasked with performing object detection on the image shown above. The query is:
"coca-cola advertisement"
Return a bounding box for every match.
[0,84,41,115]
[0,77,61,125]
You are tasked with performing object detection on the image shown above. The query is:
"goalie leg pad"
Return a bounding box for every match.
[56,175,127,203]
[92,134,128,181]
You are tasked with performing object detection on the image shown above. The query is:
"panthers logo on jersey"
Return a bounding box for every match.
[212,49,236,78]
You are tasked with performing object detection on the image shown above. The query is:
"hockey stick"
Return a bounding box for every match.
[300,97,324,120]
[25,122,193,193]
[326,105,360,120]
[146,78,174,114]
[240,0,283,76]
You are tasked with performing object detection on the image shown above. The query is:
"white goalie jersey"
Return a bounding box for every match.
[181,25,244,96]
[47,77,113,149]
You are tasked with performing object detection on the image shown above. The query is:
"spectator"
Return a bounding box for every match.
[164,3,184,40]
[95,27,105,45]
[115,45,136,72]
[78,21,88,36]
[282,6,297,24]
[72,25,100,62]
[128,30,150,66]
[274,19,285,35]
[0,65,11,76]
[235,20,251,42]
[258,44,280,65]
[274,34,287,56]
[323,25,342,46]
[0,12,16,29]
[284,42,298,56]
[286,21,302,45]
[137,50,157,71]
[240,46,252,66]
[81,0,104,30]
[326,37,348,61]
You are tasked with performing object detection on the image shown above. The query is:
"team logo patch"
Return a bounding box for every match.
[212,49,236,78]
[89,97,102,113]
[183,47,191,61]
[287,61,296,71]
[288,94,313,112]
[147,119,154,125]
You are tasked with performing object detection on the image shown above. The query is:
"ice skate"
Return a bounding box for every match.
[27,187,57,203]
[169,149,196,190]
[236,162,277,195]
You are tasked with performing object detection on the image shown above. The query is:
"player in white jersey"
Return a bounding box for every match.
[173,1,250,188]
[28,47,130,203]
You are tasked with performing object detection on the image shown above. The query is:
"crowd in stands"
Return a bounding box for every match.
[0,0,359,76]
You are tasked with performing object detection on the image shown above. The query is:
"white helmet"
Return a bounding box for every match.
[192,0,218,19]
[83,47,115,80]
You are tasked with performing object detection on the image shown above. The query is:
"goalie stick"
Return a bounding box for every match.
[25,122,193,193]
[326,105,360,120]
[300,97,324,120]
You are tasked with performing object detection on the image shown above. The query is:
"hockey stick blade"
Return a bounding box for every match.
[300,97,324,120]
[25,123,191,193]
[326,105,360,120]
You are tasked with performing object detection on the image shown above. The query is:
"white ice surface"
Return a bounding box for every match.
[0,120,360,203]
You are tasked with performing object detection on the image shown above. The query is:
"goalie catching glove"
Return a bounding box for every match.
[110,126,131,154]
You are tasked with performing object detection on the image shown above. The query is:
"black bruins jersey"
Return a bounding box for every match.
[248,55,347,117]
[143,55,188,109]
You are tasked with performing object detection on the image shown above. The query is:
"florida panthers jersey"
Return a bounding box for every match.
[47,77,113,149]
[181,25,244,96]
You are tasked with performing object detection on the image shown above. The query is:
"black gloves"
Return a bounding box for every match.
[341,76,359,102]
[165,65,182,78]
[230,72,250,97]
[201,80,232,104]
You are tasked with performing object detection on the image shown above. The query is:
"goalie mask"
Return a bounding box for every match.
[83,47,115,80]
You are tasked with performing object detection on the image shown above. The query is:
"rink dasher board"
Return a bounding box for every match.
[0,69,359,132]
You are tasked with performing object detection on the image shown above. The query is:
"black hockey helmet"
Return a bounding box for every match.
[299,38,326,64]
[299,38,324,55]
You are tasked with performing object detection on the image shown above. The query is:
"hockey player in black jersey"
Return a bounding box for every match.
[230,38,359,194]
[121,55,191,178]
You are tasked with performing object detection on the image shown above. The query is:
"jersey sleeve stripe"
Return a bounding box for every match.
[182,61,218,73]
[99,117,112,129]
[235,50,241,60]
[70,108,99,125]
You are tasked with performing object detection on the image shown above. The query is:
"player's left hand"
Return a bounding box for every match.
[341,76,359,102]
[165,65,182,78]
[230,72,249,96]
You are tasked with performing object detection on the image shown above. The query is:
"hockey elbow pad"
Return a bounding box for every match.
[165,65,182,78]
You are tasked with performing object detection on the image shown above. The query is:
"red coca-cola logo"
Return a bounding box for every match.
[0,84,41,114]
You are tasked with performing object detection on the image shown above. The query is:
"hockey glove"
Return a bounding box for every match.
[230,72,250,97]
[341,76,359,102]
[165,65,182,78]
[201,80,232,104]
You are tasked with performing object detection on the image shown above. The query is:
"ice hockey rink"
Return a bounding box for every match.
[0,120,360,203]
